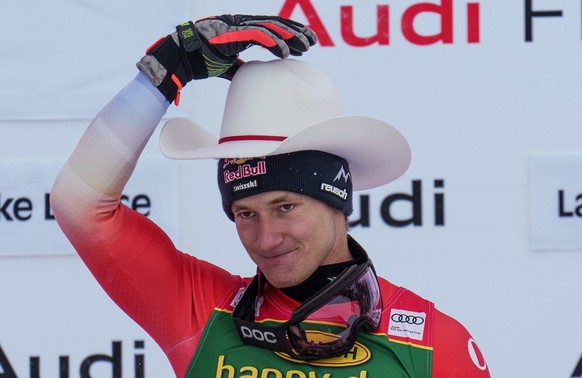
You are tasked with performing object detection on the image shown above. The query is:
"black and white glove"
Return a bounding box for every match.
[137,15,318,105]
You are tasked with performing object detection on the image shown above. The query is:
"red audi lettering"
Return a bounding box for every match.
[279,0,481,47]
[341,5,390,47]
[402,0,453,45]
[467,3,480,42]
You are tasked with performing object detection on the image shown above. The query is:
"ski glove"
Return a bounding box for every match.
[137,15,318,105]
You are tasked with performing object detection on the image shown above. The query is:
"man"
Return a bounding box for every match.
[51,15,490,377]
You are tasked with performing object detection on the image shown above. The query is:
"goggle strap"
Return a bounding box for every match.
[232,316,290,353]
[232,277,258,321]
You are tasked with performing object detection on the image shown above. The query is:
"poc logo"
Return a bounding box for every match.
[240,326,277,344]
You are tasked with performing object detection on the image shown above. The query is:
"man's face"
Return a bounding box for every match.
[232,191,350,288]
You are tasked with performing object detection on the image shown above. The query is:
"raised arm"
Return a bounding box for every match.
[50,15,316,375]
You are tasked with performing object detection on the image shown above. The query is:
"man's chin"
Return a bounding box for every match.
[262,269,306,289]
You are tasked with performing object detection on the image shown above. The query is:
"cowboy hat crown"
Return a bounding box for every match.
[160,59,411,190]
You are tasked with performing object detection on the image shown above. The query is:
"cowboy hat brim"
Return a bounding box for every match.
[159,115,411,191]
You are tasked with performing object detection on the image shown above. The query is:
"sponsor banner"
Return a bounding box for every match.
[349,179,446,229]
[530,153,582,251]
[0,157,179,257]
[0,339,154,378]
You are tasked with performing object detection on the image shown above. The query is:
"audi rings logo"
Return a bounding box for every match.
[391,313,425,325]
[388,309,427,341]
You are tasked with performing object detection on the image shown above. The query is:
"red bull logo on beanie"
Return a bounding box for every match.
[222,158,265,168]
[224,160,267,184]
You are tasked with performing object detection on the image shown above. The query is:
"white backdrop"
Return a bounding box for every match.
[1,0,582,377]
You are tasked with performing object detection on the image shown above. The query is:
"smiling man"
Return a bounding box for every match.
[51,14,490,377]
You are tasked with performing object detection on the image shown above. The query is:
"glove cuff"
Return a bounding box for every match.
[137,22,208,104]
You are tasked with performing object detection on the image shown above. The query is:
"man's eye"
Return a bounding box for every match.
[237,211,254,219]
[280,204,294,212]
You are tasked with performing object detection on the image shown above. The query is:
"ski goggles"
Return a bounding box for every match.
[232,258,383,360]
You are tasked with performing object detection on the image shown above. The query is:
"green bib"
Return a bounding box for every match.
[185,309,432,378]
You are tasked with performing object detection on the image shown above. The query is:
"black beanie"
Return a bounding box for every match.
[218,150,353,221]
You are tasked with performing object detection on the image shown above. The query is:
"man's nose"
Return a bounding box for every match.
[254,216,284,252]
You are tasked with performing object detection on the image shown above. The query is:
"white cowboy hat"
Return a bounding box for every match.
[160,59,411,191]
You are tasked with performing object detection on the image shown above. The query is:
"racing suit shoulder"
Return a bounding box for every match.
[378,278,490,377]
